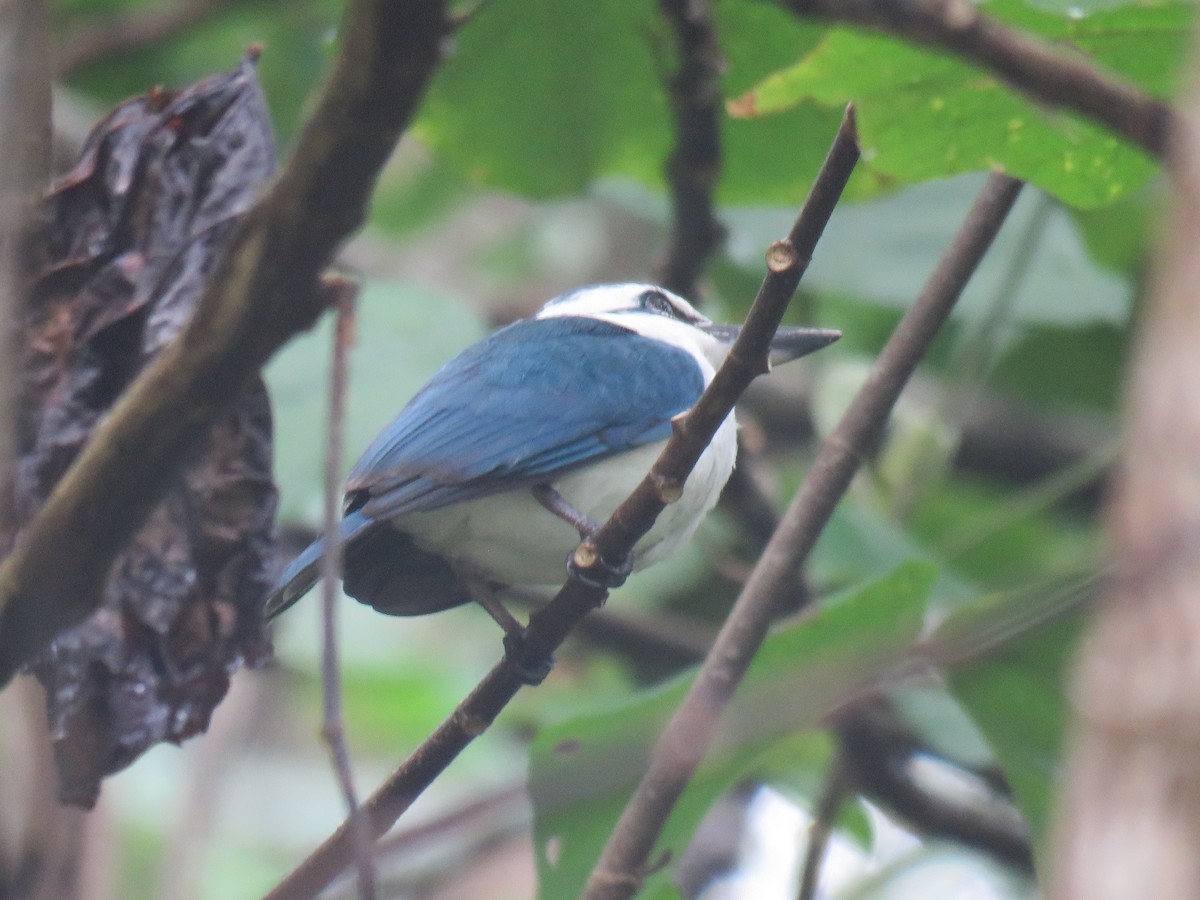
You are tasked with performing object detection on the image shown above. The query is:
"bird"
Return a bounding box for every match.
[264,283,840,679]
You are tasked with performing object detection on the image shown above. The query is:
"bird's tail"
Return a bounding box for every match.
[263,511,374,621]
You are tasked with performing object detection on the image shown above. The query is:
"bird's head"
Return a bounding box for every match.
[536,283,841,373]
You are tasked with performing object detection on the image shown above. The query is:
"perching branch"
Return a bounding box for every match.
[0,0,448,686]
[781,0,1173,162]
[262,106,861,900]
[657,0,726,299]
[581,172,1023,900]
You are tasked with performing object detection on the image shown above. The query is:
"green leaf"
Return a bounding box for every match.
[529,562,934,898]
[726,176,1134,327]
[731,2,1188,208]
[417,0,858,204]
[946,585,1087,855]
[418,0,668,199]
[65,1,340,141]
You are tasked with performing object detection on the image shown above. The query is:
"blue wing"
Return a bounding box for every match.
[345,316,705,520]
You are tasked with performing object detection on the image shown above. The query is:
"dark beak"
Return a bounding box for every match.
[701,323,842,367]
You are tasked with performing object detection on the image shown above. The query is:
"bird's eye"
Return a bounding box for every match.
[639,289,677,317]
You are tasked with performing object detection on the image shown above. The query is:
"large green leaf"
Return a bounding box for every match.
[417,0,854,203]
[945,580,1089,855]
[529,562,935,898]
[731,1,1188,208]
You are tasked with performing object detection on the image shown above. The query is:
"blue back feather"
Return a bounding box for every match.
[346,316,704,519]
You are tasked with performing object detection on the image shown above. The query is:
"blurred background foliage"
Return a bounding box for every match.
[0,0,1184,897]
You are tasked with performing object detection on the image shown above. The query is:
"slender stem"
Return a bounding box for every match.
[581,173,1023,900]
[263,107,861,900]
[796,756,848,900]
[318,282,375,899]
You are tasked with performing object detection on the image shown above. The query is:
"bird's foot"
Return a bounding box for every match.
[532,484,603,539]
[502,630,556,686]
[465,579,556,685]
[566,543,633,590]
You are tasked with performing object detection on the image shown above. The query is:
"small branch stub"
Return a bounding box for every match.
[765,240,797,273]
[652,474,684,504]
[573,543,600,570]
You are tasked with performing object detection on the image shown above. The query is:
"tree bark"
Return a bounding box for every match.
[1048,26,1200,900]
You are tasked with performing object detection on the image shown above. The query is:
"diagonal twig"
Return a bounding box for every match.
[781,0,1173,161]
[0,0,448,686]
[581,171,1023,900]
[262,105,862,900]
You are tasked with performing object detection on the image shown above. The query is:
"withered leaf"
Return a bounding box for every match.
[13,52,279,808]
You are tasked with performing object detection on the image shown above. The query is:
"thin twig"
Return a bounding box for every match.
[657,0,725,299]
[262,106,861,900]
[0,0,448,686]
[836,699,1033,873]
[372,782,528,860]
[581,173,1023,900]
[782,0,1173,161]
[317,281,375,899]
[796,754,849,900]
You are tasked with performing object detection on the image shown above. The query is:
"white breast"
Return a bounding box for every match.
[395,412,739,594]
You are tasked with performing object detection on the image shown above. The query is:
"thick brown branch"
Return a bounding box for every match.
[782,0,1173,161]
[0,0,448,686]
[581,172,1022,900]
[657,0,726,299]
[262,107,861,900]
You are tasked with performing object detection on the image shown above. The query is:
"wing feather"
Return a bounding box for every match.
[346,316,704,519]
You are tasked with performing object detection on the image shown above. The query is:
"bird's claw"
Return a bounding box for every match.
[503,630,556,686]
[566,546,633,590]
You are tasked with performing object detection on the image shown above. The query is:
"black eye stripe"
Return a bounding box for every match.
[638,289,677,317]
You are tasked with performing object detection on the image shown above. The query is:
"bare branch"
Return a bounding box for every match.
[317,282,375,899]
[581,172,1022,900]
[836,699,1033,873]
[1047,23,1200,899]
[0,0,449,686]
[262,106,862,900]
[782,0,1173,161]
[657,0,726,299]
